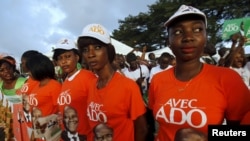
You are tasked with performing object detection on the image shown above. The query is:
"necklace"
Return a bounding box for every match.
[174,64,202,92]
[96,71,115,89]
[177,79,193,92]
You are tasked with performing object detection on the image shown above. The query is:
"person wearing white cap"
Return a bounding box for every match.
[52,38,96,140]
[77,23,148,141]
[148,5,250,141]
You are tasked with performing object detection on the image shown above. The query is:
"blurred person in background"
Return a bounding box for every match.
[124,52,150,96]
[149,52,173,85]
[0,57,26,96]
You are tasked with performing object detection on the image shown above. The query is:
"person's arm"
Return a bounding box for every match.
[224,33,241,67]
[134,114,148,141]
[225,34,247,67]
[140,46,147,60]
[230,33,240,51]
[128,48,137,54]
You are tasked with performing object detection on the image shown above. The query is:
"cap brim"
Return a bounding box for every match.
[80,33,110,44]
[165,13,206,28]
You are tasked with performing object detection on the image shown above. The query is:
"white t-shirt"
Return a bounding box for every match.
[123,64,149,93]
[230,66,250,89]
[149,65,172,83]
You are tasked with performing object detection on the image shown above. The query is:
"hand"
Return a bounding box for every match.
[238,36,247,46]
[136,77,145,85]
[231,33,241,43]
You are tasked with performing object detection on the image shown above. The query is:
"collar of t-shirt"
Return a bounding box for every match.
[67,70,81,81]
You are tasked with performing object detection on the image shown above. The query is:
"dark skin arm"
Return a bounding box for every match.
[225,33,247,67]
[140,46,147,60]
[134,114,148,141]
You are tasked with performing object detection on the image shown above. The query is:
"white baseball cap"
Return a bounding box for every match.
[54,38,77,50]
[79,23,111,44]
[164,5,207,28]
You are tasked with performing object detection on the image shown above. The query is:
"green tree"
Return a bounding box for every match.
[112,0,250,52]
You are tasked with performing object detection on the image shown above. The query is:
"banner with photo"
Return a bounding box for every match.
[0,93,61,141]
[0,93,25,141]
[222,17,250,46]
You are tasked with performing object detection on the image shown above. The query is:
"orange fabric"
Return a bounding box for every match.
[240,111,250,124]
[16,77,39,95]
[29,79,61,116]
[87,72,146,141]
[58,69,96,136]
[148,64,250,141]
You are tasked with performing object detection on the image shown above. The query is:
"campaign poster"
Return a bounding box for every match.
[0,93,61,141]
[222,18,250,46]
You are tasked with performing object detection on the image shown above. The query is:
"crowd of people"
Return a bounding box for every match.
[0,4,250,141]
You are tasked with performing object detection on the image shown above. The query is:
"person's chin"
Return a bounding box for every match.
[68,124,78,132]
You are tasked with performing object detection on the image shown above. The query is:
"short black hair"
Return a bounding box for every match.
[52,48,81,63]
[26,54,55,81]
[126,52,137,64]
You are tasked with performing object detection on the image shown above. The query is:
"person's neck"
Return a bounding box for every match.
[39,78,51,87]
[129,64,139,71]
[175,62,203,81]
[66,68,79,78]
[96,66,115,89]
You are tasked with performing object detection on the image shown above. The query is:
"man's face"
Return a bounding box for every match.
[159,57,169,69]
[22,95,30,112]
[63,107,78,133]
[129,60,138,70]
[95,124,113,141]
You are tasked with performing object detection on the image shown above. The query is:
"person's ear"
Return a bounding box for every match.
[76,54,80,62]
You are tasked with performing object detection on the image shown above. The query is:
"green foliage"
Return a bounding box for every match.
[112,0,250,52]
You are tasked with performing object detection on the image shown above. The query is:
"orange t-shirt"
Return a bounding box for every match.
[148,64,250,141]
[16,77,39,95]
[87,72,146,141]
[58,69,96,136]
[29,79,61,116]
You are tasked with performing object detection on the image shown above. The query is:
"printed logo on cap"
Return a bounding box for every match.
[60,39,70,45]
[88,24,106,35]
[183,6,196,12]
[54,38,76,50]
[164,5,207,28]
